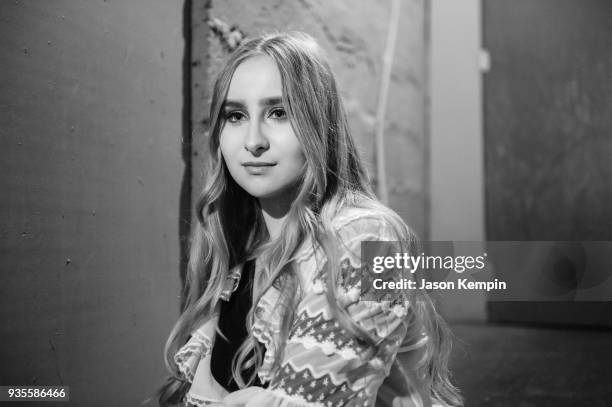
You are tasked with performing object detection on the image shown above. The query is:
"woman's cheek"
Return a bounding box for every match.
[219,132,237,165]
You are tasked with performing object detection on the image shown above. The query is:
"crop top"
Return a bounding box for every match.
[173,207,432,407]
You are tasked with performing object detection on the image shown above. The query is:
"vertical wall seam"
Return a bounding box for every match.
[179,0,193,310]
[423,0,432,242]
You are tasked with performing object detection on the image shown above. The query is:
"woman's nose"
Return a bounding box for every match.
[244,120,269,155]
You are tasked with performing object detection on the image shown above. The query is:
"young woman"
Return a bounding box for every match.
[159,32,461,407]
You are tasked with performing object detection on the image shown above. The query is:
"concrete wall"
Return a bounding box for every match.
[484,0,612,241]
[484,0,612,327]
[0,1,184,405]
[191,0,429,238]
[430,1,484,243]
[429,0,486,321]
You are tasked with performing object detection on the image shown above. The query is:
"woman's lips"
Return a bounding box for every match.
[242,161,277,175]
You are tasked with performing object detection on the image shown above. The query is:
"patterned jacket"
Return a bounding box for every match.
[174,207,432,407]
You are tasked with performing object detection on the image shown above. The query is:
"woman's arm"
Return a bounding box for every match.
[175,309,229,406]
[376,350,432,407]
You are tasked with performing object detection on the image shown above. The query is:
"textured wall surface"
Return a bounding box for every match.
[191,0,429,237]
[0,1,183,405]
[484,0,612,241]
[429,0,486,322]
[484,0,612,327]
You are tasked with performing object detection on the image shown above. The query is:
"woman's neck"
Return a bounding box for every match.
[258,195,292,241]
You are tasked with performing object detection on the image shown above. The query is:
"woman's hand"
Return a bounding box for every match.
[221,387,267,406]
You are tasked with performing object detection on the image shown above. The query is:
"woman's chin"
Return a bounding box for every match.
[241,185,281,200]
[237,180,300,202]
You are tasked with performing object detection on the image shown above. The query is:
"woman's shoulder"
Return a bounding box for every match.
[294,201,416,279]
[329,202,412,243]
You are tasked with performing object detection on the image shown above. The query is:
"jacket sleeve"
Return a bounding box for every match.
[174,309,229,406]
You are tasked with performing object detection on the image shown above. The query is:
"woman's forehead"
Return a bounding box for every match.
[226,56,283,101]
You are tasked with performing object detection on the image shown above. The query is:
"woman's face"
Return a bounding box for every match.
[219,55,306,201]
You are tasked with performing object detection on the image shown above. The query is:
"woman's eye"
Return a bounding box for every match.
[269,108,287,120]
[225,111,246,123]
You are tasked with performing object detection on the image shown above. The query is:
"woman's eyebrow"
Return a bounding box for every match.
[224,97,283,109]
[259,96,283,107]
[224,99,245,109]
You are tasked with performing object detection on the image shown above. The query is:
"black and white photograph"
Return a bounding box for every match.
[1,1,611,406]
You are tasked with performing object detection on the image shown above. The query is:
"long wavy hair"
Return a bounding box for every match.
[159,31,461,407]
